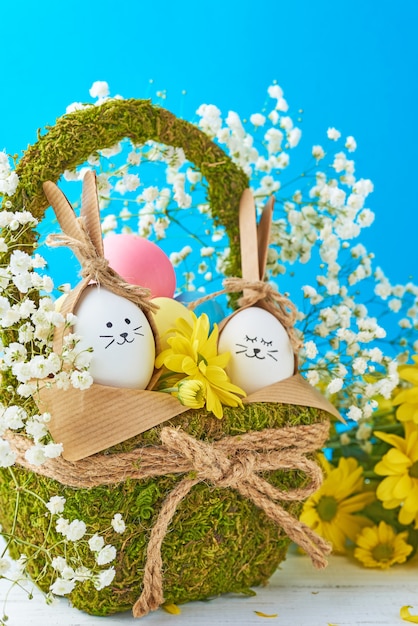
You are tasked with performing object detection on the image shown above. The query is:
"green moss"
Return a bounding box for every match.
[0,99,328,616]
[0,402,328,615]
[5,99,248,280]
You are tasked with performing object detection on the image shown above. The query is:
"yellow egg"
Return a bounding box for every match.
[151,297,192,350]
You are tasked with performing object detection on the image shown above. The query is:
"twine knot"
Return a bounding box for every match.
[222,277,302,351]
[161,427,255,488]
[46,218,158,316]
[5,421,331,621]
[132,423,331,618]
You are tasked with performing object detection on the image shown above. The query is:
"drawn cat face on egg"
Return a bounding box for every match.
[218,307,294,395]
[235,334,279,362]
[99,316,145,349]
[74,286,155,389]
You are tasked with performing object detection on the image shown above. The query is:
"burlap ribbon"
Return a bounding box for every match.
[6,419,331,618]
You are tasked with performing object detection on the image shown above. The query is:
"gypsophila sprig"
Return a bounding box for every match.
[59,81,418,419]
[1,78,418,621]
[0,209,97,466]
[0,481,120,606]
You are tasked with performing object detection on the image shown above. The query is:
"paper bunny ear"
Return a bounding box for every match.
[257,197,274,281]
[43,171,104,258]
[239,189,260,286]
[80,170,104,256]
[238,189,274,286]
[43,180,87,265]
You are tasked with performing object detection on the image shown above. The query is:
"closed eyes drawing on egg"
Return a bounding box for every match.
[235,335,279,361]
[74,286,155,389]
[218,307,295,395]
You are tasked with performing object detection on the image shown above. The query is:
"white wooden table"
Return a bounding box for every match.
[1,546,416,625]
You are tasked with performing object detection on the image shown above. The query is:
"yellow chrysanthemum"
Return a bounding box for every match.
[374,422,418,527]
[155,312,246,418]
[354,521,413,569]
[393,355,418,424]
[176,379,206,409]
[300,456,375,553]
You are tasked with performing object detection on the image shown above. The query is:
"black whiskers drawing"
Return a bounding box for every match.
[99,318,144,349]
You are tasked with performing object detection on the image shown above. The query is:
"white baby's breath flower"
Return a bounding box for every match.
[0,439,17,467]
[268,110,279,125]
[70,370,93,390]
[88,534,105,552]
[96,544,117,566]
[24,444,47,466]
[275,97,289,112]
[327,378,344,394]
[306,370,320,386]
[0,558,10,576]
[65,520,87,542]
[304,340,318,359]
[345,135,357,152]
[267,84,284,100]
[46,496,66,515]
[50,577,76,596]
[357,208,375,227]
[3,406,27,430]
[94,567,116,591]
[24,419,48,442]
[111,513,126,534]
[312,145,325,160]
[347,405,363,421]
[327,127,341,140]
[44,442,63,459]
[250,113,266,127]
[89,80,110,99]
[287,127,301,148]
[352,357,368,375]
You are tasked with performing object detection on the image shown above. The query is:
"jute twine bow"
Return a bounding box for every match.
[6,420,331,619]
[46,221,158,316]
[190,276,301,353]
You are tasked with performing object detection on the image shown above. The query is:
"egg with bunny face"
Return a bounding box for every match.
[218,307,294,395]
[74,286,155,389]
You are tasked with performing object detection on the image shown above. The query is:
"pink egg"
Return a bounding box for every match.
[103,234,176,298]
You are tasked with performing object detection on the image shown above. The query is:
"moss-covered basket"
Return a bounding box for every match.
[0,99,330,616]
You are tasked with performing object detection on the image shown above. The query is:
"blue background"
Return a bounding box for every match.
[0,0,417,288]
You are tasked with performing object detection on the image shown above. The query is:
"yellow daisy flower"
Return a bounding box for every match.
[354,521,413,569]
[374,422,418,527]
[155,312,245,418]
[393,355,418,424]
[300,456,375,553]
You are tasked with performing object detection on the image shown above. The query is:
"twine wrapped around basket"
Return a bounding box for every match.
[0,98,340,618]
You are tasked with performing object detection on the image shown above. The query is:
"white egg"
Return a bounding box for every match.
[218,306,294,394]
[74,285,155,389]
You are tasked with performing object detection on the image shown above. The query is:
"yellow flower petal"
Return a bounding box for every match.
[375,430,407,452]
[162,602,181,615]
[254,611,278,618]
[400,606,418,623]
[392,473,414,499]
[397,403,418,424]
[394,388,418,406]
